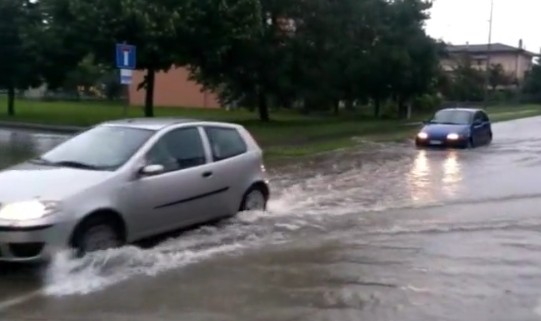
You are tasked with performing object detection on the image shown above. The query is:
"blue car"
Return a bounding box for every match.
[415,108,493,148]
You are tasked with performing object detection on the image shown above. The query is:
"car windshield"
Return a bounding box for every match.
[35,125,155,170]
[430,110,473,125]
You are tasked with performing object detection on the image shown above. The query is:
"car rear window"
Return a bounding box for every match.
[204,127,247,161]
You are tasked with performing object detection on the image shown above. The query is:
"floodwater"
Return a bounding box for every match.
[2,117,541,320]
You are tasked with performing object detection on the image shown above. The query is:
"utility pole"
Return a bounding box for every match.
[483,0,494,107]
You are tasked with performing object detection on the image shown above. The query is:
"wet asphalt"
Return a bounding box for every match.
[2,117,541,320]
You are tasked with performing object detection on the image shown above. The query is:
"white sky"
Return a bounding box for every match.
[425,0,540,54]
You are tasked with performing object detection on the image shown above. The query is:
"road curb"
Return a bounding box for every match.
[0,121,84,134]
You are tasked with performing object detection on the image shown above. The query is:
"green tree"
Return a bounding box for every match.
[0,0,44,115]
[446,55,485,102]
[45,0,189,116]
[46,0,262,117]
[181,0,290,121]
[386,0,440,118]
[61,54,109,97]
[488,63,511,91]
[522,64,541,103]
[295,0,438,118]
[291,0,387,115]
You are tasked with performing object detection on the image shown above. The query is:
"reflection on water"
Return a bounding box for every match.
[0,129,66,169]
[441,151,462,197]
[407,150,434,203]
[407,149,464,203]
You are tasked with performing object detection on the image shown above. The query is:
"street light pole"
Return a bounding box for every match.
[484,0,494,107]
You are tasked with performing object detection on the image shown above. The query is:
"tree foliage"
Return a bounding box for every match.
[488,63,512,91]
[441,55,485,102]
[0,0,44,115]
[523,64,541,103]
[4,0,447,120]
[43,0,261,117]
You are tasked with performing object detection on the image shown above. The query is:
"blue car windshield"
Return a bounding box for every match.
[430,110,473,125]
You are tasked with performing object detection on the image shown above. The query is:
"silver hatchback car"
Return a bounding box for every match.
[0,118,270,262]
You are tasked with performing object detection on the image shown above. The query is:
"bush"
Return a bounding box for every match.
[413,94,442,112]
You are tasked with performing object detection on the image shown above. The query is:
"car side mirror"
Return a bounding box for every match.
[139,164,164,176]
[473,119,482,126]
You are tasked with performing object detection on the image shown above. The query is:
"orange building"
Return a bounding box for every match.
[128,67,221,108]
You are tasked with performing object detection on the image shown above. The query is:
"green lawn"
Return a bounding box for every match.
[1,97,540,162]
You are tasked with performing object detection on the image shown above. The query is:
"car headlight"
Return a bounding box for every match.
[417,132,428,139]
[447,133,459,140]
[0,200,60,221]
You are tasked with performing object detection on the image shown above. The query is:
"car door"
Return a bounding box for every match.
[202,125,251,216]
[480,111,492,143]
[471,112,486,144]
[126,126,224,238]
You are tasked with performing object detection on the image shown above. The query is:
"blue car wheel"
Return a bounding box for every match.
[466,136,474,149]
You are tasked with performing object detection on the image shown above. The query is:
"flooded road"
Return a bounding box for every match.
[2,117,541,320]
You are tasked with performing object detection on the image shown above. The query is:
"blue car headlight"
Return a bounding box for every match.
[417,132,428,139]
[446,133,460,140]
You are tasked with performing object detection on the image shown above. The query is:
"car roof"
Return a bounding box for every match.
[100,117,240,131]
[438,107,484,113]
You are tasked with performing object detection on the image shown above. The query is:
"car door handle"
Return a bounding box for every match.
[202,171,213,178]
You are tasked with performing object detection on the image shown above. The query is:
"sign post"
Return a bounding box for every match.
[115,43,136,116]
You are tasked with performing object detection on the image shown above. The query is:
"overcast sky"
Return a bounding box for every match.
[425,0,540,53]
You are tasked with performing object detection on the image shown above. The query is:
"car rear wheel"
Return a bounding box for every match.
[240,187,267,212]
[73,217,122,256]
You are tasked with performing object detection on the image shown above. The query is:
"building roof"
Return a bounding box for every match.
[447,43,538,56]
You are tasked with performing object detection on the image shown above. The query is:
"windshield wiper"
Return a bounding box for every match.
[30,158,112,171]
[433,121,458,125]
[29,157,54,165]
[49,160,103,170]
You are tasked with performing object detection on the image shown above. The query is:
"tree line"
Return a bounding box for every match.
[1,0,540,121]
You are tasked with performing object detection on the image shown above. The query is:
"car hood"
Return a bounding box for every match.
[0,162,115,203]
[421,123,470,135]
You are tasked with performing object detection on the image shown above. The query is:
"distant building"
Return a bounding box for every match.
[441,40,539,82]
[128,67,221,109]
[126,17,296,109]
[22,83,47,99]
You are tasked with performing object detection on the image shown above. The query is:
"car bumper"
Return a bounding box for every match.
[0,222,72,263]
[415,137,468,148]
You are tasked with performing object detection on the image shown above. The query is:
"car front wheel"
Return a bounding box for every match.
[240,187,267,212]
[466,136,475,149]
[73,217,122,257]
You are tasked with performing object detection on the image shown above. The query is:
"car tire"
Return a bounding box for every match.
[240,186,267,212]
[73,216,122,257]
[467,137,475,149]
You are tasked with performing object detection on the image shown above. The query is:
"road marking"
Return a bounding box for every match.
[0,290,43,312]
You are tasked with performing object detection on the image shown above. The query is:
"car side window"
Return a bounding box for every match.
[481,112,490,122]
[146,127,206,173]
[204,127,247,161]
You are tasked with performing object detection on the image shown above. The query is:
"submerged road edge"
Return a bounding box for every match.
[0,121,84,134]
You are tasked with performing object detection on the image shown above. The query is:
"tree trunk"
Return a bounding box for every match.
[373,98,381,118]
[144,68,155,117]
[333,100,340,115]
[345,99,354,111]
[398,97,407,119]
[257,90,270,122]
[7,85,15,116]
